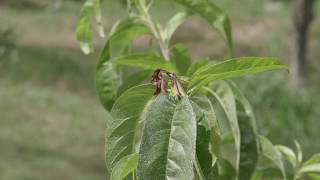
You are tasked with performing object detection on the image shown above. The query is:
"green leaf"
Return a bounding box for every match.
[188,57,288,93]
[96,18,149,110]
[111,153,139,180]
[98,17,149,66]
[218,158,237,180]
[164,12,191,44]
[174,0,233,54]
[204,83,240,174]
[96,61,121,110]
[117,70,151,97]
[308,173,320,180]
[299,161,320,179]
[275,145,297,169]
[191,100,220,180]
[105,84,154,178]
[111,54,178,73]
[109,23,149,58]
[194,156,210,180]
[137,94,196,180]
[226,81,259,180]
[252,167,285,179]
[186,59,209,77]
[259,136,287,180]
[303,153,320,167]
[299,164,320,174]
[237,102,258,180]
[76,0,106,54]
[171,44,192,75]
[226,80,258,137]
[294,140,303,164]
[192,97,221,158]
[250,171,263,180]
[76,0,94,54]
[93,0,105,38]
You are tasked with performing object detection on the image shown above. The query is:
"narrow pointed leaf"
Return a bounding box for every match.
[186,59,209,77]
[192,97,221,158]
[76,0,106,54]
[226,81,259,179]
[191,100,220,180]
[204,83,240,174]
[96,61,121,110]
[237,102,258,180]
[165,11,192,43]
[214,81,259,179]
[188,57,288,92]
[226,80,258,136]
[111,153,139,180]
[275,145,297,169]
[109,23,149,58]
[112,54,178,73]
[106,84,154,177]
[303,153,320,167]
[294,140,303,164]
[98,17,149,66]
[137,94,196,180]
[96,18,149,110]
[299,164,320,174]
[259,136,287,180]
[76,0,94,54]
[93,0,105,37]
[171,44,192,75]
[174,0,233,54]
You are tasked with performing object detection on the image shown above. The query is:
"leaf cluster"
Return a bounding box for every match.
[75,0,319,180]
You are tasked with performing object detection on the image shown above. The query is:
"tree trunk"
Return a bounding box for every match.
[290,0,315,91]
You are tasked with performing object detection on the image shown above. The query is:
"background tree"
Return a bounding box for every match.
[290,0,315,90]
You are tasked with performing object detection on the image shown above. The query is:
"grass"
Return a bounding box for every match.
[1,0,320,179]
[0,79,109,180]
[1,45,98,93]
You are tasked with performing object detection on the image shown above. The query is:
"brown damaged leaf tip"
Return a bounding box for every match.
[151,69,168,95]
[151,69,182,99]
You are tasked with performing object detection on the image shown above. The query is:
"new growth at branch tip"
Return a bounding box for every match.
[151,69,184,100]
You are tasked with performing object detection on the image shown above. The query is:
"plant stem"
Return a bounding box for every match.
[136,1,170,60]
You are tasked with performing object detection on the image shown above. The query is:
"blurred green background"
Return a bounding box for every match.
[0,0,320,179]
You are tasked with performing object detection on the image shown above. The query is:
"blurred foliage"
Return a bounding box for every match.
[0,21,16,65]
[237,73,320,156]
[2,0,46,9]
[0,0,86,10]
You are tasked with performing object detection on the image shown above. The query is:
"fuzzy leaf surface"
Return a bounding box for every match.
[137,94,196,180]
[106,84,154,178]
